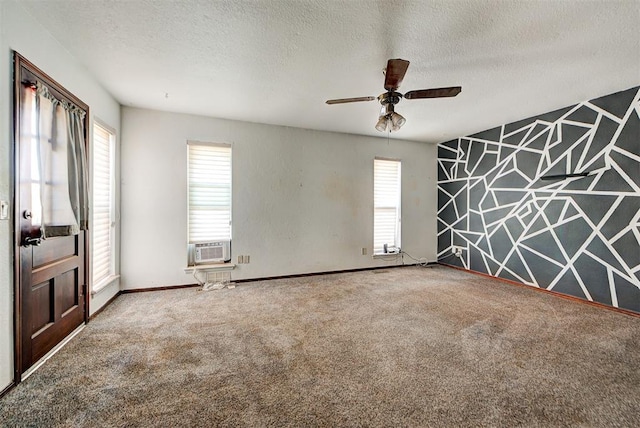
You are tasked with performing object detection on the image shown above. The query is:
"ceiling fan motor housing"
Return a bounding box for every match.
[379,91,403,106]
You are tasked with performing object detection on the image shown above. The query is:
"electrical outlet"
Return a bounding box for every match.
[361,247,367,256]
[237,255,243,264]
[452,246,464,257]
[246,255,250,264]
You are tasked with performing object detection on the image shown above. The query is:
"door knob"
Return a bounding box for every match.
[23,210,32,219]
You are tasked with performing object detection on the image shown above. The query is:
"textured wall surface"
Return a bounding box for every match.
[120,107,437,289]
[437,87,640,313]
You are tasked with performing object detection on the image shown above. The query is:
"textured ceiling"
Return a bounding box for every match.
[19,0,640,143]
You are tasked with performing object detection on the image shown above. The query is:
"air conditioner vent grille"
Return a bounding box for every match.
[200,245,222,261]
[194,241,230,264]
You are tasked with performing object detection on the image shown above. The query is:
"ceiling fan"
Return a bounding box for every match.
[326,59,462,132]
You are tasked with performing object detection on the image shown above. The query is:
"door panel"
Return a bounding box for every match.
[15,53,89,376]
[33,236,76,268]
[30,280,53,335]
[57,270,79,315]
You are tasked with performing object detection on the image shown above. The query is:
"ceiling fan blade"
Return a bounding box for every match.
[384,59,410,91]
[404,86,462,99]
[326,96,375,105]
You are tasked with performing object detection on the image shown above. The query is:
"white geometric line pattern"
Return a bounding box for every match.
[437,87,640,313]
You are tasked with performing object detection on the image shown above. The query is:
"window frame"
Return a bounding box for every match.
[91,120,117,292]
[373,157,402,255]
[187,141,232,245]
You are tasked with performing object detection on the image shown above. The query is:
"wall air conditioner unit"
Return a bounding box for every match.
[193,241,231,264]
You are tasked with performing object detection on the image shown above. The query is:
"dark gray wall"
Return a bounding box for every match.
[437,87,640,313]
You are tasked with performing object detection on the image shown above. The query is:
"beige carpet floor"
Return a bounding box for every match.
[0,265,639,427]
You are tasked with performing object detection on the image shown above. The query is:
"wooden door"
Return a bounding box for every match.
[15,53,89,377]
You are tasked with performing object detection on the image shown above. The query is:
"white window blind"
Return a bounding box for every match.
[92,123,115,289]
[374,158,401,254]
[188,143,231,243]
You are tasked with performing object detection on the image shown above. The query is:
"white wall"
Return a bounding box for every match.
[0,1,121,389]
[121,107,437,289]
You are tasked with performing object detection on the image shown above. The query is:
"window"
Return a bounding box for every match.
[187,142,232,243]
[92,123,116,290]
[374,158,401,254]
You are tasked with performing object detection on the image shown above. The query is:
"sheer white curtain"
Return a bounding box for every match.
[27,82,88,238]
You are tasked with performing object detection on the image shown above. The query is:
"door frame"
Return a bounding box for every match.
[12,51,91,383]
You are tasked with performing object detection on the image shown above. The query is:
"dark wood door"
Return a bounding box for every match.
[15,54,88,376]
[19,236,86,371]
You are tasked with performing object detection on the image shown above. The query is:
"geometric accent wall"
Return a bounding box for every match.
[438,87,640,313]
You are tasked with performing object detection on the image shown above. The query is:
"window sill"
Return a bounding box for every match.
[91,275,120,295]
[184,263,236,274]
[373,253,401,259]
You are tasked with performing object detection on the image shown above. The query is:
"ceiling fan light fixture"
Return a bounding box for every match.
[390,112,406,131]
[375,116,389,132]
